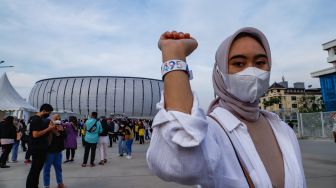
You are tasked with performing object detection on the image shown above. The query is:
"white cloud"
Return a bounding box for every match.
[1,0,335,110]
[6,71,46,88]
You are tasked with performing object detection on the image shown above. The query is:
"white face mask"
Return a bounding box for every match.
[54,120,61,125]
[217,66,270,103]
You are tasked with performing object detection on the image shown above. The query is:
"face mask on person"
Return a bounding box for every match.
[217,66,270,103]
[54,120,61,125]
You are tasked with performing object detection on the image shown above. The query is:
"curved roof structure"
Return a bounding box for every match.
[0,73,36,112]
[28,76,163,118]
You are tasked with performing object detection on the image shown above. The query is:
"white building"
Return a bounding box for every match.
[28,76,163,118]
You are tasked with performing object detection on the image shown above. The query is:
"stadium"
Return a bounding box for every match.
[28,76,163,118]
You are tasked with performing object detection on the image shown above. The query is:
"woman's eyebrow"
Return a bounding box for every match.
[254,54,268,59]
[229,54,246,60]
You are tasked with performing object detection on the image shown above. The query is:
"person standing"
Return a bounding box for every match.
[144,120,150,140]
[24,140,32,164]
[107,119,114,147]
[134,121,139,141]
[24,117,33,165]
[113,119,119,143]
[138,123,145,144]
[63,116,78,163]
[20,119,29,152]
[77,119,83,137]
[11,116,22,162]
[98,118,109,165]
[117,120,126,157]
[0,116,16,168]
[81,119,87,147]
[81,112,102,167]
[125,122,134,159]
[26,103,56,188]
[43,114,66,188]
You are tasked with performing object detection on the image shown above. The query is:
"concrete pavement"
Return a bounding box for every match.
[0,139,335,187]
[0,139,190,188]
[300,140,336,187]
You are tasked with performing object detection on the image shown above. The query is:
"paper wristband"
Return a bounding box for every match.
[161,60,193,80]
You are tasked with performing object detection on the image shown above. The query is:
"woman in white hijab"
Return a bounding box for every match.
[146,28,306,188]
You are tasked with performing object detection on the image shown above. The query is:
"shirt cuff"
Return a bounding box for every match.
[152,91,208,147]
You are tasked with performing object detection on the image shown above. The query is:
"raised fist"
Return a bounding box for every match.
[158,31,198,59]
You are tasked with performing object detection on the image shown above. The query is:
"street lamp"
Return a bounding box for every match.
[0,60,14,68]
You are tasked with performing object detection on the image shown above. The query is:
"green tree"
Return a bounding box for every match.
[263,96,281,107]
[297,95,325,113]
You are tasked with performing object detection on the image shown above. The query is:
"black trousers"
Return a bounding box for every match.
[83,143,97,165]
[108,134,113,147]
[139,136,144,144]
[25,142,32,160]
[82,136,86,147]
[21,141,28,151]
[0,144,13,166]
[25,148,32,160]
[66,148,76,160]
[26,150,47,188]
[112,133,118,142]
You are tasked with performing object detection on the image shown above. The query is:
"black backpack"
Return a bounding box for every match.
[87,120,98,133]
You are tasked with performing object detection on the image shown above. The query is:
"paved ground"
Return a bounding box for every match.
[0,139,190,188]
[299,139,336,187]
[0,139,335,188]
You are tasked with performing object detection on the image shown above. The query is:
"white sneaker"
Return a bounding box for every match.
[126,155,132,159]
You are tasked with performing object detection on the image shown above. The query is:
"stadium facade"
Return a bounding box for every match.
[28,76,163,118]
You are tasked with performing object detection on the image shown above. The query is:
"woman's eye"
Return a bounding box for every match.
[256,61,267,66]
[232,62,244,67]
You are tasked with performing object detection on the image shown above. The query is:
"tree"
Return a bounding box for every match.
[297,95,325,113]
[262,96,281,107]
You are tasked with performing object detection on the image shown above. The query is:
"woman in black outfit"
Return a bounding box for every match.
[0,116,16,168]
[20,119,29,151]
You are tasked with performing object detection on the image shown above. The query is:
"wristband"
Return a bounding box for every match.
[161,60,193,80]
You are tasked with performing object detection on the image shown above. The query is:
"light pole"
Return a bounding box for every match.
[0,60,14,69]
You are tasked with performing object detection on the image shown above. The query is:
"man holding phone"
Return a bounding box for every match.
[26,104,57,188]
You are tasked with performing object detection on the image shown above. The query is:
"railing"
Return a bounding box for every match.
[272,110,335,138]
[297,111,335,138]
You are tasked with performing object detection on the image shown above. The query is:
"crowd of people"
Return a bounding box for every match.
[0,103,153,188]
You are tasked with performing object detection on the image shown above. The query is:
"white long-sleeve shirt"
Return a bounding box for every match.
[146,93,306,188]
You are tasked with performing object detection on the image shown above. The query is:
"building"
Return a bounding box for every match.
[311,39,336,111]
[259,82,322,120]
[28,76,163,118]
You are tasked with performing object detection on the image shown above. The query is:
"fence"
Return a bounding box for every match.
[296,111,335,138]
[272,110,335,138]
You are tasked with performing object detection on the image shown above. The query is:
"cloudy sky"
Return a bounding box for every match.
[1,0,336,110]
